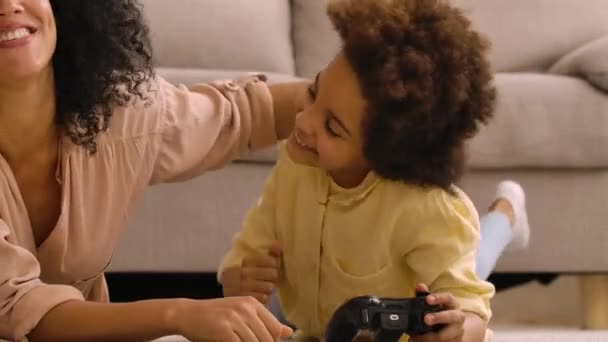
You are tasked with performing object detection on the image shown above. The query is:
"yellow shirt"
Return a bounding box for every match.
[219,145,495,339]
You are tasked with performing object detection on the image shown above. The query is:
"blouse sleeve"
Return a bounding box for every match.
[0,219,84,342]
[149,74,277,184]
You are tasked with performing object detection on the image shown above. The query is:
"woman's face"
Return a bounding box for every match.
[0,0,56,83]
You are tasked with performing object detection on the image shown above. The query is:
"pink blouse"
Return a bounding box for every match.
[0,75,277,341]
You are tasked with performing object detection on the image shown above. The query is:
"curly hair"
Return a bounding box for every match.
[328,0,496,191]
[50,0,154,153]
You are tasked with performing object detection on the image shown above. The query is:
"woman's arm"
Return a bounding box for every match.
[30,296,293,342]
[148,77,309,185]
[28,299,177,342]
[0,219,290,342]
[269,81,310,140]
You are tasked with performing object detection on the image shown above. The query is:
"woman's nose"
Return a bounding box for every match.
[0,0,23,17]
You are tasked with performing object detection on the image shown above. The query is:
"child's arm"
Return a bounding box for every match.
[400,190,494,342]
[221,242,282,304]
[218,152,285,303]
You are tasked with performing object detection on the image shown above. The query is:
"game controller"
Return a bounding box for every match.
[324,291,445,342]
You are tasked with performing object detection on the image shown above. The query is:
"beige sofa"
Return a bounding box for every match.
[108,0,608,328]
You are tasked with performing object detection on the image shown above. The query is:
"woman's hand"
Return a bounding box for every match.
[410,284,466,342]
[171,296,293,342]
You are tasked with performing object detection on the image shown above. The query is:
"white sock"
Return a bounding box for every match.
[495,180,530,251]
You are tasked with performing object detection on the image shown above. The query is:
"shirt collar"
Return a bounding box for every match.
[316,170,380,206]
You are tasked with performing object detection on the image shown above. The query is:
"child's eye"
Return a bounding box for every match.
[307,85,317,100]
[325,118,340,137]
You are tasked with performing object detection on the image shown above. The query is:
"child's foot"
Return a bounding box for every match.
[490,180,530,251]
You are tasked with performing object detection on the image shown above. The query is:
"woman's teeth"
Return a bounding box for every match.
[0,28,31,43]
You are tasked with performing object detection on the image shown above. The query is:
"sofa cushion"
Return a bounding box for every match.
[143,0,295,74]
[468,73,608,169]
[246,73,608,169]
[114,164,608,273]
[111,163,274,272]
[156,68,307,87]
[154,69,608,169]
[292,0,608,76]
[292,0,341,78]
[453,0,608,72]
[549,35,608,92]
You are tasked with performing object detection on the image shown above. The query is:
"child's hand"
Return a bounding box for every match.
[240,241,283,304]
[410,283,466,342]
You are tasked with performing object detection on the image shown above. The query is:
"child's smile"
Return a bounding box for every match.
[291,128,317,154]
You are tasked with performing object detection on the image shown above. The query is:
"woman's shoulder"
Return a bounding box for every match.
[99,77,168,145]
[101,74,270,145]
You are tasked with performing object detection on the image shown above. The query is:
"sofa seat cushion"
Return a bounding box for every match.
[111,163,274,273]
[144,0,294,74]
[468,73,608,169]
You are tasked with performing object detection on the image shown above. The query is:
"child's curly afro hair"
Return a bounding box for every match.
[328,0,496,191]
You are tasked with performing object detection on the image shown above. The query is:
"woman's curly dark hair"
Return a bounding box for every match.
[50,0,154,153]
[328,0,496,191]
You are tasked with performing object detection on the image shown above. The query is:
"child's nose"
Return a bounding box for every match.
[295,109,316,136]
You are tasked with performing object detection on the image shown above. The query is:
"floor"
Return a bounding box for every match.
[107,273,584,326]
[109,273,608,341]
[491,275,582,327]
[489,275,608,341]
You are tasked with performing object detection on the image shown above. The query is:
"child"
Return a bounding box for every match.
[264,180,531,333]
[266,179,530,313]
[219,0,512,340]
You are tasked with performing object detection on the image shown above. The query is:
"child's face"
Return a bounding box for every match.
[286,53,371,188]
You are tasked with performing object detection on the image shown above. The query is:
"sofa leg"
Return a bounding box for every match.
[580,274,608,329]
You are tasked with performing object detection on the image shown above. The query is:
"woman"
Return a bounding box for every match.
[0,0,302,341]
